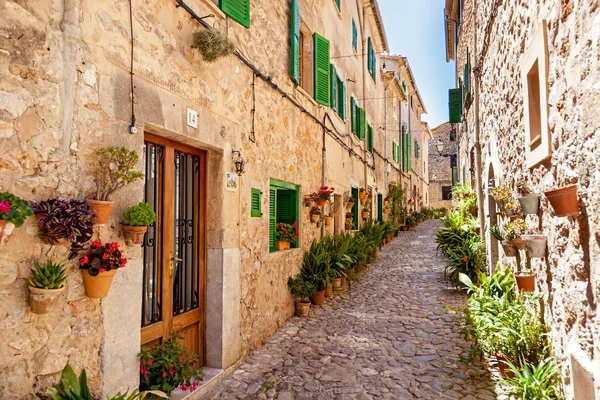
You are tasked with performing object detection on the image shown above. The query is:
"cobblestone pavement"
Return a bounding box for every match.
[204,220,501,399]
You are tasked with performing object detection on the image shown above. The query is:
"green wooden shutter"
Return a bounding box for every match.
[339,80,346,120]
[377,194,383,221]
[220,0,250,28]
[401,129,406,171]
[276,190,295,224]
[313,33,330,106]
[367,38,373,75]
[408,131,412,173]
[330,64,337,112]
[359,108,366,140]
[290,0,300,85]
[251,188,262,217]
[367,124,373,153]
[449,88,463,123]
[269,187,276,252]
[352,19,357,51]
[351,187,359,229]
[392,142,396,162]
[351,97,357,133]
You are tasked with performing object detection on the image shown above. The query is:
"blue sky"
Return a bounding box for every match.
[379,0,455,129]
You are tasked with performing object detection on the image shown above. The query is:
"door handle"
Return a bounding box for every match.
[169,253,183,276]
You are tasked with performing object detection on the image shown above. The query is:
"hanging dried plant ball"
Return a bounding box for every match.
[192,29,236,62]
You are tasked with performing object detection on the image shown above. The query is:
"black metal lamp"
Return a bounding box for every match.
[232,150,245,176]
[436,140,444,156]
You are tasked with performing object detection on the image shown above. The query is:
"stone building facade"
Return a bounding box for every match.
[444,0,600,398]
[428,121,456,209]
[0,0,430,397]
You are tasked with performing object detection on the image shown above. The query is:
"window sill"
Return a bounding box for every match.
[270,247,303,255]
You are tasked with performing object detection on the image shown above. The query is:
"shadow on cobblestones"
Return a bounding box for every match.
[204,220,500,399]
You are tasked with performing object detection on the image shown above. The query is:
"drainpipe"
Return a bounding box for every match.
[472,0,486,232]
[383,72,398,191]
[362,3,376,221]
[321,113,327,239]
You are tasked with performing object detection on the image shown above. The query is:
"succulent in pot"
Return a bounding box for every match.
[79,240,127,298]
[34,199,94,254]
[0,191,33,246]
[288,275,315,317]
[28,260,67,314]
[87,147,145,225]
[122,202,156,246]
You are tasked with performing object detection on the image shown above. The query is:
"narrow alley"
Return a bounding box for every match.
[203,221,498,400]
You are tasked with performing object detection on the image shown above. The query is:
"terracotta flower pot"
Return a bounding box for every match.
[358,192,367,201]
[515,271,536,292]
[522,234,547,258]
[518,193,540,215]
[276,241,291,251]
[28,285,65,314]
[501,241,519,257]
[332,278,342,290]
[311,290,325,305]
[324,285,333,297]
[0,220,15,246]
[325,216,334,226]
[295,299,311,317]
[544,185,578,217]
[344,223,353,231]
[403,227,408,232]
[345,201,355,210]
[355,265,363,273]
[507,237,526,250]
[340,276,347,288]
[310,214,320,223]
[317,198,327,207]
[303,198,313,207]
[122,225,147,246]
[348,269,355,279]
[361,211,368,219]
[81,269,117,298]
[383,207,390,214]
[85,199,115,225]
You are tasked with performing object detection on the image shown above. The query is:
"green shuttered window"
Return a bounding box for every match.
[401,127,406,171]
[269,180,299,252]
[407,131,412,173]
[314,33,331,106]
[290,0,300,84]
[367,37,376,82]
[251,188,262,217]
[337,76,346,120]
[335,0,341,11]
[449,88,463,123]
[358,108,366,141]
[352,19,358,52]
[351,97,357,134]
[330,64,338,112]
[377,193,383,221]
[392,142,397,162]
[367,123,373,153]
[351,187,359,229]
[220,0,250,28]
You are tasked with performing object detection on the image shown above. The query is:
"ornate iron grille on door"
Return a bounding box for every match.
[172,150,200,316]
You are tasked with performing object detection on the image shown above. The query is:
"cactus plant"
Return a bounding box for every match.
[28,260,66,290]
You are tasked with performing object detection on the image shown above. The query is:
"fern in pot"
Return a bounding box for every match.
[122,202,156,246]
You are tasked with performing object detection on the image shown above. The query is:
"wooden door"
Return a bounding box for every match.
[140,133,206,363]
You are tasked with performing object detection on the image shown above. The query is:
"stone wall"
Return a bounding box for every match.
[453,0,600,397]
[428,122,456,209]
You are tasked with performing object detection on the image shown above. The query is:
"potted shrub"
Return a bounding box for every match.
[79,240,127,298]
[504,219,527,250]
[345,195,355,210]
[87,147,145,225]
[316,186,334,207]
[300,240,330,306]
[491,225,518,257]
[522,232,547,258]
[309,205,322,223]
[361,207,369,219]
[358,188,367,203]
[544,184,578,217]
[122,202,156,246]
[0,192,33,246]
[288,276,315,317]
[28,260,66,314]
[139,332,204,395]
[514,270,535,292]
[276,221,298,251]
[34,199,94,251]
[491,184,521,216]
[516,180,540,215]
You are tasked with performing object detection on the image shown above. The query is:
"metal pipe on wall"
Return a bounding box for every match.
[472,0,486,233]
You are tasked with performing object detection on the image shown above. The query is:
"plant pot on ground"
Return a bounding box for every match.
[288,276,315,317]
[87,147,144,225]
[332,278,342,290]
[544,184,578,217]
[0,192,33,246]
[514,270,536,292]
[28,260,66,314]
[324,285,333,297]
[522,234,547,258]
[311,290,325,305]
[79,240,127,298]
[122,202,156,246]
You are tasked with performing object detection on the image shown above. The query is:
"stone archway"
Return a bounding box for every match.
[486,162,499,273]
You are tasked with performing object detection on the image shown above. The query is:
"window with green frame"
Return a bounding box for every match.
[251,188,262,217]
[269,179,299,252]
[351,97,357,134]
[334,0,341,12]
[352,19,358,52]
[367,37,376,82]
[219,0,251,28]
[330,64,338,112]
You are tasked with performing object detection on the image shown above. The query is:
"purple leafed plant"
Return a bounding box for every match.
[33,199,94,258]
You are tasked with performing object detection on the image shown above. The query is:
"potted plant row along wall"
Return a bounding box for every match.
[544,184,579,217]
[122,202,156,246]
[79,240,127,298]
[0,192,33,246]
[276,221,298,251]
[28,260,67,314]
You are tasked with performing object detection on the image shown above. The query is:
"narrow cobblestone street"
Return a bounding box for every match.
[204,220,499,399]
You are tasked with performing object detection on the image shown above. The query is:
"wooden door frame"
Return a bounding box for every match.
[141,133,207,364]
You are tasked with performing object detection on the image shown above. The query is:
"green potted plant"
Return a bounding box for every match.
[309,205,322,223]
[490,224,517,257]
[544,184,578,217]
[491,184,521,216]
[300,240,330,305]
[288,276,315,317]
[0,192,33,246]
[504,219,527,250]
[514,269,536,292]
[87,147,145,225]
[79,240,127,298]
[276,221,298,251]
[122,202,156,246]
[516,180,540,215]
[28,260,67,314]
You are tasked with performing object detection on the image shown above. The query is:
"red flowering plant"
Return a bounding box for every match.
[309,205,322,216]
[276,221,298,243]
[317,186,335,201]
[139,332,204,393]
[79,240,127,276]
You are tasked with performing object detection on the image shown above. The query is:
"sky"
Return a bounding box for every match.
[378,0,456,129]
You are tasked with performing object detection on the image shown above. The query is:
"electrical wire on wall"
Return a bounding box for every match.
[249,73,256,143]
[128,0,137,134]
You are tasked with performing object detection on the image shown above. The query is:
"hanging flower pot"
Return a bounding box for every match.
[311,290,325,305]
[121,202,155,246]
[522,234,547,258]
[276,240,291,251]
[303,197,314,207]
[85,199,114,225]
[501,241,519,257]
[345,201,355,210]
[310,214,320,223]
[81,269,117,299]
[0,192,33,246]
[344,222,353,231]
[317,198,327,207]
[383,207,390,214]
[79,240,126,298]
[324,285,333,297]
[518,193,540,215]
[358,190,367,202]
[295,299,311,317]
[332,278,342,290]
[324,216,334,226]
[28,260,67,314]
[29,285,65,314]
[514,271,536,292]
[544,184,579,217]
[0,220,15,246]
[122,225,148,246]
[506,237,526,250]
